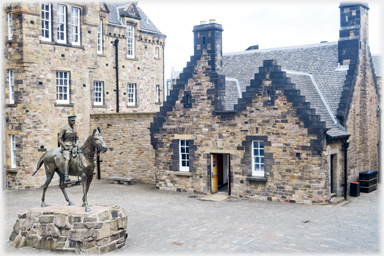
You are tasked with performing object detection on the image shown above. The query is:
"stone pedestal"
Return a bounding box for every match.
[9,204,128,253]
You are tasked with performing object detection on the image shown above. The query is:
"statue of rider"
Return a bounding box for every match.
[58,115,79,182]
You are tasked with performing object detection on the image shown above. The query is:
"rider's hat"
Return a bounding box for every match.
[68,115,77,119]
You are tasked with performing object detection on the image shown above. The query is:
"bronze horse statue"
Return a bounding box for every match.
[32,128,108,212]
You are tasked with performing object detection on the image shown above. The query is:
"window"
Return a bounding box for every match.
[41,3,51,41]
[156,85,160,103]
[56,71,69,104]
[179,140,189,172]
[167,81,172,98]
[57,5,67,44]
[252,141,264,176]
[155,47,159,58]
[8,13,12,40]
[97,19,102,54]
[127,25,134,58]
[127,83,136,106]
[71,7,80,45]
[94,81,103,105]
[9,70,14,104]
[11,135,16,168]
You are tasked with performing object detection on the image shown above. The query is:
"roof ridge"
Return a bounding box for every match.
[224,42,338,56]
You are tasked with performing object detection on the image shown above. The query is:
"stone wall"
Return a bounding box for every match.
[3,3,165,189]
[90,113,156,183]
[9,204,127,253]
[152,52,336,204]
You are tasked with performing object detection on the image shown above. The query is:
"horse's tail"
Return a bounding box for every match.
[32,152,47,176]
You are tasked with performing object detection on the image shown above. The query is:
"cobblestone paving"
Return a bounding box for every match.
[3,180,381,254]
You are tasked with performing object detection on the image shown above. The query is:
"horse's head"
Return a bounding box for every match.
[92,127,108,153]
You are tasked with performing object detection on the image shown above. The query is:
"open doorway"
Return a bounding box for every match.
[211,154,230,195]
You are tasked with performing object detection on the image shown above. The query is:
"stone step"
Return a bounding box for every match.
[330,196,345,204]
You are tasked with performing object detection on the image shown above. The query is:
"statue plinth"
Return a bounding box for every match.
[9,204,128,253]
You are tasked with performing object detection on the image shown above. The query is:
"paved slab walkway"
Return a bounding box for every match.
[2,179,381,254]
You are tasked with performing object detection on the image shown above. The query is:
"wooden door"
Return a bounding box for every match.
[211,154,218,193]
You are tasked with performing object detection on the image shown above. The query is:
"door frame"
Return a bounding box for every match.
[210,153,231,195]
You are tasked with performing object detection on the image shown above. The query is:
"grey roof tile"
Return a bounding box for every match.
[371,54,381,77]
[222,42,348,116]
[105,2,163,35]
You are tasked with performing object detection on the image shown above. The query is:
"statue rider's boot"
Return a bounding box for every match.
[65,165,71,182]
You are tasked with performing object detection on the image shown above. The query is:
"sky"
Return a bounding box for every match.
[136,0,383,84]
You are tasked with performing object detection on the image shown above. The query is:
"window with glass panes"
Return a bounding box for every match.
[8,13,12,40]
[11,135,16,168]
[127,83,136,106]
[41,3,51,41]
[71,8,80,45]
[56,71,69,104]
[9,70,14,104]
[127,25,134,57]
[97,19,102,53]
[252,141,264,176]
[179,140,189,171]
[94,81,103,105]
[57,5,66,43]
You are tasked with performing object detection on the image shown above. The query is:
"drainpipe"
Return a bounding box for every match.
[378,105,381,183]
[113,38,119,113]
[341,140,350,200]
[162,44,165,103]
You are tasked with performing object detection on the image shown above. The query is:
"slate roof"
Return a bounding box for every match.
[222,42,350,138]
[371,54,381,77]
[105,2,163,35]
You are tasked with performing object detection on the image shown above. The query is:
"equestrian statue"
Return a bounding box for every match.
[32,115,108,212]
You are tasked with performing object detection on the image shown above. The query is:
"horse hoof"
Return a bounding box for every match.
[85,206,91,212]
[68,201,74,206]
[41,202,46,207]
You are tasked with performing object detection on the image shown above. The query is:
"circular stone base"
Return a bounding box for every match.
[9,204,127,253]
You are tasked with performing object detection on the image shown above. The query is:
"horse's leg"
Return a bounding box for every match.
[57,170,74,206]
[81,173,91,212]
[41,170,54,207]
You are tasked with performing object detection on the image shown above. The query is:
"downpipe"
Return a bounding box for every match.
[113,38,119,113]
[340,140,349,200]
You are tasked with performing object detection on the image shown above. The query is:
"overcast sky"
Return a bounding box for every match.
[137,0,382,83]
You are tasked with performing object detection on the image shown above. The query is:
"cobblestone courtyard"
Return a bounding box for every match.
[2,179,381,254]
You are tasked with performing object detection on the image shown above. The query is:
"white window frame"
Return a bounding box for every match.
[127,83,136,106]
[71,7,80,45]
[127,25,135,58]
[8,13,12,40]
[94,81,103,105]
[179,140,190,172]
[97,19,103,54]
[9,70,14,104]
[11,135,16,168]
[252,141,264,176]
[57,5,67,44]
[41,3,51,41]
[56,71,70,104]
[155,47,159,58]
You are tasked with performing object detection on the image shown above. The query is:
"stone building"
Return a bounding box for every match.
[150,2,380,204]
[3,2,166,189]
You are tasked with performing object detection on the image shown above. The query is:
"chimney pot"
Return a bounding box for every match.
[200,21,206,25]
[209,19,216,23]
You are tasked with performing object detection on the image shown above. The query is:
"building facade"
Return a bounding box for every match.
[150,3,380,204]
[3,2,166,189]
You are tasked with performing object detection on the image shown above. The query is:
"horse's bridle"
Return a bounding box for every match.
[79,135,105,162]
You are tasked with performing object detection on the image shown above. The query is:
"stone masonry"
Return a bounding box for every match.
[3,2,165,189]
[90,113,156,183]
[9,204,128,253]
[151,50,339,204]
